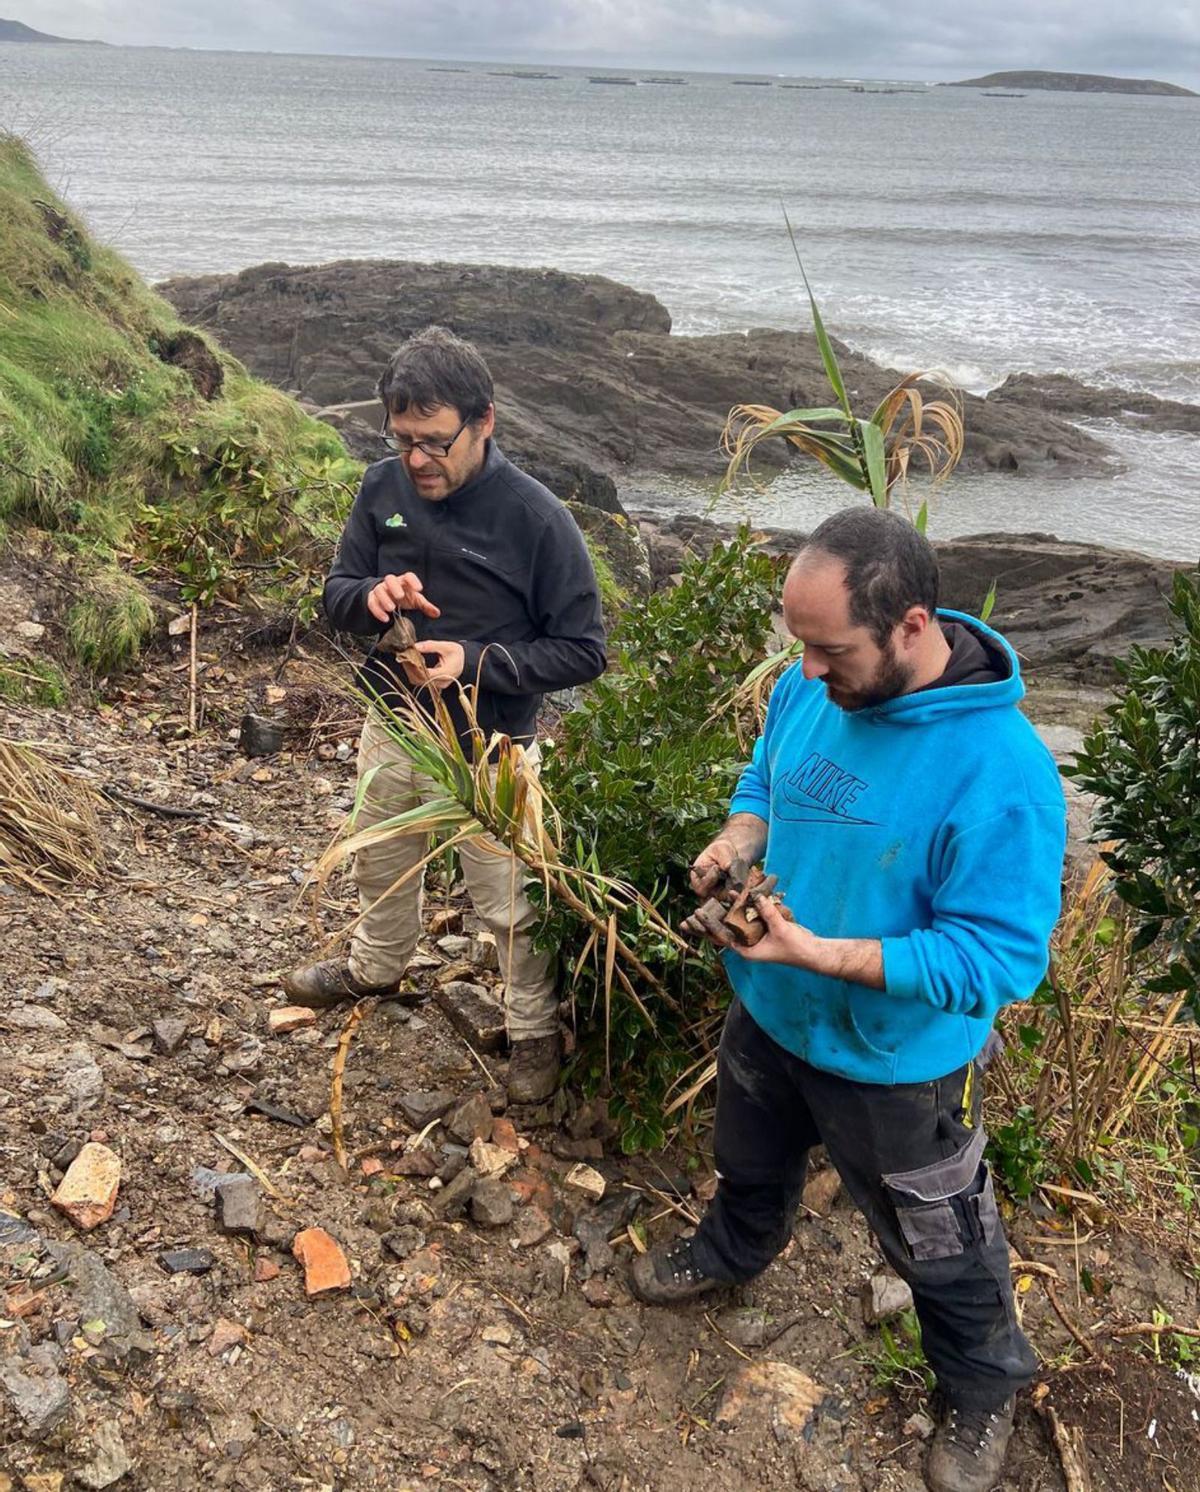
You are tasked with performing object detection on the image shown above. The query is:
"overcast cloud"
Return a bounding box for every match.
[17,0,1200,89]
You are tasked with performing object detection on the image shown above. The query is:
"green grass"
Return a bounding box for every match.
[65,572,156,674]
[0,132,363,677]
[853,1309,935,1393]
[0,657,69,707]
[0,133,645,689]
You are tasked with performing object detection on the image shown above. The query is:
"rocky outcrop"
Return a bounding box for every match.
[987,373,1200,435]
[634,513,1191,683]
[160,259,1125,497]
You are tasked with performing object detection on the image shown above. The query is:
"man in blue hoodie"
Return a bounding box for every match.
[631,508,1066,1492]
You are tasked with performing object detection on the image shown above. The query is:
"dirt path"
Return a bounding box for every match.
[2,634,1199,1491]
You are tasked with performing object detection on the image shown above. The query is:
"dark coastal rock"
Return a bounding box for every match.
[634,513,1190,683]
[987,373,1200,435]
[159,259,1120,496]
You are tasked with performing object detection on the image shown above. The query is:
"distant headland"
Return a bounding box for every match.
[946,70,1197,98]
[0,17,106,44]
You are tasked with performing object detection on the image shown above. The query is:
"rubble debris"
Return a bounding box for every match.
[292,1227,351,1296]
[446,1092,494,1143]
[564,1163,606,1201]
[392,1144,440,1177]
[863,1268,914,1324]
[0,1344,71,1438]
[514,1206,552,1248]
[244,1096,311,1127]
[712,1305,770,1349]
[470,1178,515,1228]
[468,1138,516,1178]
[431,1167,477,1220]
[215,1173,261,1235]
[75,1421,132,1488]
[801,1165,842,1217]
[207,1318,248,1357]
[715,1360,828,1440]
[382,1225,427,1260]
[43,1239,141,1345]
[238,713,283,756]
[574,1188,643,1273]
[434,981,506,1052]
[160,1248,216,1275]
[58,1044,105,1112]
[151,1017,189,1055]
[267,1005,318,1034]
[51,1142,121,1230]
[398,1088,455,1128]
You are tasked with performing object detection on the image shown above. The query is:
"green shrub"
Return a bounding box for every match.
[539,530,784,1149]
[1065,570,1200,1007]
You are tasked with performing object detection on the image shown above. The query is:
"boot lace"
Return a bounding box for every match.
[661,1239,705,1286]
[944,1399,1013,1460]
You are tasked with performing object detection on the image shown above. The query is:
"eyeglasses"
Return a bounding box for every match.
[379,415,470,459]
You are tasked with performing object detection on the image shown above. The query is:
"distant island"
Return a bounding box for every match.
[946,70,1196,98]
[0,16,104,43]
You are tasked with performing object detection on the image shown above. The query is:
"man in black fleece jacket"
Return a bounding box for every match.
[284,327,606,1102]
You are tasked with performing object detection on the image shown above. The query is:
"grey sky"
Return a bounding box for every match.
[18,0,1200,89]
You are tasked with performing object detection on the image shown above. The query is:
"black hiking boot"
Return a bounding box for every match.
[507,1033,563,1103]
[925,1395,1016,1492]
[280,958,400,1009]
[629,1237,721,1305]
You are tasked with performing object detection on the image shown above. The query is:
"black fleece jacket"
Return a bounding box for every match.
[324,441,607,750]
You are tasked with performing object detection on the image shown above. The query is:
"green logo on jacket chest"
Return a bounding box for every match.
[385,513,406,529]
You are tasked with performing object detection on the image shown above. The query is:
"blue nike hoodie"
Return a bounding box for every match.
[726,610,1067,1085]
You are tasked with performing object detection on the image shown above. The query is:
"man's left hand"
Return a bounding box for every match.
[733,893,821,968]
[414,640,466,688]
[733,894,886,989]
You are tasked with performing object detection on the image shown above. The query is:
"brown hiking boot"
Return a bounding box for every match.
[506,1033,562,1103]
[629,1237,721,1305]
[925,1396,1016,1492]
[280,958,400,1009]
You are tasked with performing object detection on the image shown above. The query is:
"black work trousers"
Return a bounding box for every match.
[690,999,1035,1409]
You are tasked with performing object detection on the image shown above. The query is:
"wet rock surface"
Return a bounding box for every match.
[158,258,1155,504]
[634,511,1190,685]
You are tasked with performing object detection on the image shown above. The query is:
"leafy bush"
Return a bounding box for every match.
[136,433,353,610]
[539,530,784,1149]
[1065,570,1200,1007]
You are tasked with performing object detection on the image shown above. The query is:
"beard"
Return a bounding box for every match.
[826,642,914,712]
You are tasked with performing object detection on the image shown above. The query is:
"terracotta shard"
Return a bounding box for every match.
[291,1226,351,1296]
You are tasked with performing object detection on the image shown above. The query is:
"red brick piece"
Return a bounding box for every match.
[51,1143,121,1231]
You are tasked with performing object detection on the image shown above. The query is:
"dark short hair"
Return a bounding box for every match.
[376,325,494,422]
[799,507,940,645]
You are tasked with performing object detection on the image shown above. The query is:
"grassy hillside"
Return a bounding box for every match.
[0,134,361,691]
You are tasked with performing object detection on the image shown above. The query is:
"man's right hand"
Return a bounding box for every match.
[689,836,741,897]
[689,813,769,897]
[367,572,441,623]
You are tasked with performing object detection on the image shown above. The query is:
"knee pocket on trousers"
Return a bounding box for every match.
[883,1127,993,1264]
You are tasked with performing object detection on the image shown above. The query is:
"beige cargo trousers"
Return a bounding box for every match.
[346,711,558,1041]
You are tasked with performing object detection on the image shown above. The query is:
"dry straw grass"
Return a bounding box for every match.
[307,658,688,1065]
[0,737,106,892]
[989,856,1200,1236]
